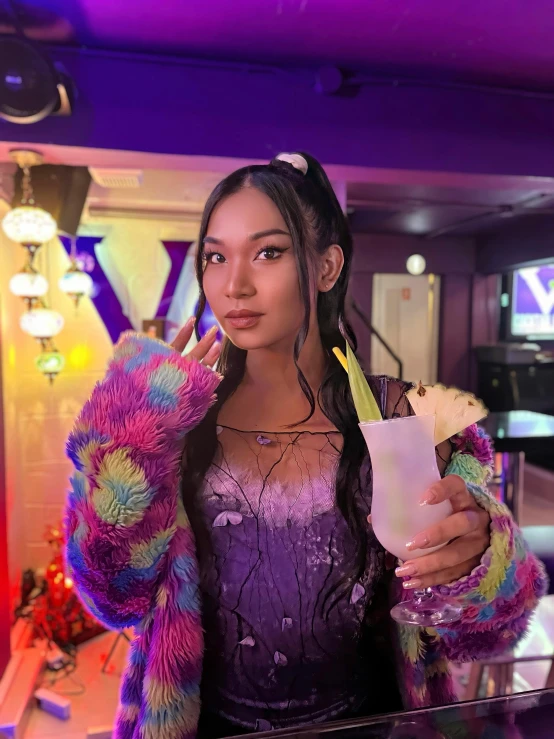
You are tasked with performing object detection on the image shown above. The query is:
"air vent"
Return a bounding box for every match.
[89,168,143,189]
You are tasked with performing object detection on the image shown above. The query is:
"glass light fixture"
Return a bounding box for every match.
[406,254,426,276]
[9,263,49,307]
[35,350,65,385]
[1,150,57,261]
[59,260,93,306]
[2,205,57,246]
[20,306,64,345]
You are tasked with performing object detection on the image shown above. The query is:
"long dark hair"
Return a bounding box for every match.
[182,153,369,607]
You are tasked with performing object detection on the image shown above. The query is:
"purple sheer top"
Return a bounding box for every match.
[198,378,419,730]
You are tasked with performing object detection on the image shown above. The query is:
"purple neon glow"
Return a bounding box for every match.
[31,0,554,89]
[157,242,191,318]
[61,237,220,344]
[195,299,222,340]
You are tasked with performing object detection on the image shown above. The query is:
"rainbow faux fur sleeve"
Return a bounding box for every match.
[436,425,547,659]
[63,332,220,630]
[398,424,547,709]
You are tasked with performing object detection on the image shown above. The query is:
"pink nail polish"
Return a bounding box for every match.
[395,564,417,578]
[420,491,436,506]
[406,535,429,551]
[403,578,423,590]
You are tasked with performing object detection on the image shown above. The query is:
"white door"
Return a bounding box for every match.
[371,274,440,385]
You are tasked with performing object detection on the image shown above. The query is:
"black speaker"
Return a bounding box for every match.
[12,165,92,236]
[0,36,73,124]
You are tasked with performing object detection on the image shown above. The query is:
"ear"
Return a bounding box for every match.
[317,244,344,292]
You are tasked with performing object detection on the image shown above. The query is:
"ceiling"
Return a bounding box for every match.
[79,168,554,240]
[347,181,554,238]
[2,1,554,90]
[2,160,554,240]
[86,169,223,218]
[3,0,554,241]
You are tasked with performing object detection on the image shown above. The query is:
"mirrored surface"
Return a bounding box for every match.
[244,689,554,739]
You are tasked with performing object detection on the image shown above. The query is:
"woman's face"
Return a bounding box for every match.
[201,187,308,352]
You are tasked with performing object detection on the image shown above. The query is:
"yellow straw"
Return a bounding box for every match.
[333,345,382,422]
[332,347,348,373]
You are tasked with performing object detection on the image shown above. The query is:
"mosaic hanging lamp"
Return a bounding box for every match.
[35,346,66,385]
[59,259,93,307]
[2,151,57,262]
[9,261,49,309]
[20,300,64,350]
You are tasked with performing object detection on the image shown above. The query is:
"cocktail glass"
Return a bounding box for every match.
[360,414,463,626]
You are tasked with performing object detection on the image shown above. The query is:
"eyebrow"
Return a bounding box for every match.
[250,228,290,241]
[203,228,290,246]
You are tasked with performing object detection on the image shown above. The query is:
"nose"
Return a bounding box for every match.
[224,259,256,300]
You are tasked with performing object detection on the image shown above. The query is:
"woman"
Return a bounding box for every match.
[64,153,546,739]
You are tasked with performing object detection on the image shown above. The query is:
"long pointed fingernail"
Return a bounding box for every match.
[185,317,196,329]
[406,534,429,551]
[395,564,417,578]
[420,490,437,506]
[403,579,423,590]
[207,325,218,336]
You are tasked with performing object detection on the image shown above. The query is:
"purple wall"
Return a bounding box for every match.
[438,274,473,390]
[4,47,554,178]
[348,271,373,367]
[470,274,501,383]
[353,234,476,274]
[438,274,500,392]
[351,233,493,390]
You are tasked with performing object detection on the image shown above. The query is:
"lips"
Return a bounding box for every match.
[225,309,263,330]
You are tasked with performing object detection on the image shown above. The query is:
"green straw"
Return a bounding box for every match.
[333,345,382,422]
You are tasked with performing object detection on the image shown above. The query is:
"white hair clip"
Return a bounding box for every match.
[275,153,308,175]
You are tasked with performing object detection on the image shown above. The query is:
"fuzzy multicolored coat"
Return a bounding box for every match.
[64,333,547,739]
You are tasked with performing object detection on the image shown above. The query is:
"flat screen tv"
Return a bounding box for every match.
[506,263,554,341]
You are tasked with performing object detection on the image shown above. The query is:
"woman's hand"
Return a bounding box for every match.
[170,317,221,367]
[394,474,491,589]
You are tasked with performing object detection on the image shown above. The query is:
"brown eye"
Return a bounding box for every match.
[257,247,286,261]
[204,252,226,264]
